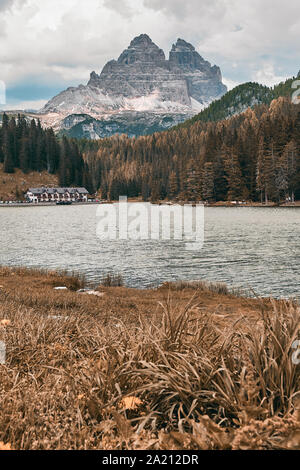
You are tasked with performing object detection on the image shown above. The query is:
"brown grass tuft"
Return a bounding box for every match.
[0,267,299,449]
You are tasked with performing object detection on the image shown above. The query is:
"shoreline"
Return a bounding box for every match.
[1,200,299,208]
[0,201,101,208]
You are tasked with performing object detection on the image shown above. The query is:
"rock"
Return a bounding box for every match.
[79,290,105,297]
[116,33,166,66]
[53,286,68,290]
[48,315,69,320]
[39,34,227,138]
[169,38,227,104]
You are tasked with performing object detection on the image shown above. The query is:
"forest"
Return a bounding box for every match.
[84,97,300,203]
[0,96,300,204]
[0,113,91,190]
[177,76,297,127]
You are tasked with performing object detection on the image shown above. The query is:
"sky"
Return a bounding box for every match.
[0,0,299,110]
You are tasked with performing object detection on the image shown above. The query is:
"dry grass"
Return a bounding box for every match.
[0,164,58,201]
[161,280,232,296]
[101,273,124,287]
[0,267,299,450]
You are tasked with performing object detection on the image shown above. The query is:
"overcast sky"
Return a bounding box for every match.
[1,0,299,110]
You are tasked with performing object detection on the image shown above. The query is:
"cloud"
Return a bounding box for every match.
[252,63,288,88]
[103,0,136,18]
[0,0,299,108]
[1,99,47,111]
[0,0,27,12]
[0,0,14,11]
[222,77,241,91]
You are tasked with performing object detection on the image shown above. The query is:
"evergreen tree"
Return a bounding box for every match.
[256,137,265,203]
[202,162,215,201]
[224,149,244,200]
[168,171,179,200]
[185,160,202,201]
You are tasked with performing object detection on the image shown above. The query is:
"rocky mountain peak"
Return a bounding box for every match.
[171,38,195,52]
[117,34,165,65]
[129,33,154,48]
[89,71,98,82]
[41,34,227,139]
[169,38,207,70]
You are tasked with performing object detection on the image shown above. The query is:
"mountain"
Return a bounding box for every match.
[39,34,227,138]
[175,76,297,128]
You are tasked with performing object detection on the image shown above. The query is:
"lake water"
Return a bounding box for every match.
[0,205,299,298]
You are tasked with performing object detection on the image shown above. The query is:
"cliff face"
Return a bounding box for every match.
[169,39,226,104]
[40,34,227,138]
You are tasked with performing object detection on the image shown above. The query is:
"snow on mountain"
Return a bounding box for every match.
[39,34,227,138]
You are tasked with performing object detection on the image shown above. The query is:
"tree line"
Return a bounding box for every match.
[84,97,300,203]
[0,113,91,189]
[1,97,300,203]
[177,76,296,128]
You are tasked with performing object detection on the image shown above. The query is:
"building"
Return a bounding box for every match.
[26,187,89,203]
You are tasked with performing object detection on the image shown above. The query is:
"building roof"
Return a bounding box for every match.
[28,187,89,195]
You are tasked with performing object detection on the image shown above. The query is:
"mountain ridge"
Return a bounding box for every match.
[39,34,227,138]
[174,76,297,128]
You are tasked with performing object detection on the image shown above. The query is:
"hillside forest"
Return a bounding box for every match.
[0,97,300,203]
[0,113,91,191]
[84,97,300,203]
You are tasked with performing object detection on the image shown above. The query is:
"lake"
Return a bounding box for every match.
[0,205,299,298]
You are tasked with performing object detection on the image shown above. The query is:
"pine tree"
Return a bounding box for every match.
[224,149,244,200]
[168,171,179,200]
[19,137,30,173]
[185,161,202,201]
[202,162,215,201]
[3,118,14,173]
[263,146,277,203]
[256,137,265,203]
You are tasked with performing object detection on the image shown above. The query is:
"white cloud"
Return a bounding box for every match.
[1,99,47,111]
[0,0,299,108]
[0,0,24,11]
[103,0,136,18]
[252,63,289,88]
[223,77,241,91]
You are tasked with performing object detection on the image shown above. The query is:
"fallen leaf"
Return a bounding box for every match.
[119,396,143,410]
[0,441,12,450]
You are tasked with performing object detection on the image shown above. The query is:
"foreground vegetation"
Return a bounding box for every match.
[0,267,299,450]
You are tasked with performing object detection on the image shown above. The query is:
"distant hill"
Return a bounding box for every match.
[175,76,297,128]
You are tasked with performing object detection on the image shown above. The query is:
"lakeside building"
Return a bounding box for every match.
[26,187,89,203]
